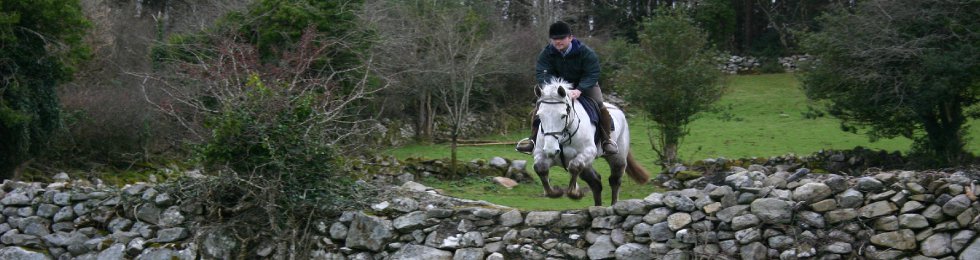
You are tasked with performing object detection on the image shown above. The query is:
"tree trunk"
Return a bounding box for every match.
[416,91,434,142]
[450,130,459,178]
[741,0,754,53]
[921,101,967,165]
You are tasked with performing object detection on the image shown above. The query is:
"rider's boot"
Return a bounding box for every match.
[515,118,539,154]
[598,107,619,155]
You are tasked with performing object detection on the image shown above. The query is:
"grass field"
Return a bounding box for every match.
[387,73,980,210]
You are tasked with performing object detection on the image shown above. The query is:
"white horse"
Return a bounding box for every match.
[532,78,649,206]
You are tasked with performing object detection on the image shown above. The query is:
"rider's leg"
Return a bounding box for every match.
[516,106,540,153]
[582,86,618,155]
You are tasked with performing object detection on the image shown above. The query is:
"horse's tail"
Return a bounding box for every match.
[625,150,650,184]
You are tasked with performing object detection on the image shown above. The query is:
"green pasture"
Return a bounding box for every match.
[387,73,980,210]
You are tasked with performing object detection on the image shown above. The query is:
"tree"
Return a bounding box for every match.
[801,0,980,166]
[615,10,725,167]
[0,0,89,179]
[368,1,516,162]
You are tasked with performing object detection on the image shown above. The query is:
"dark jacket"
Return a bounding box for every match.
[535,38,601,91]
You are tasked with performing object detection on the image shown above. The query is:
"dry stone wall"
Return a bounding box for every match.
[1,168,979,259]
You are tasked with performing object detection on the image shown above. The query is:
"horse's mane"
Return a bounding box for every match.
[540,77,574,100]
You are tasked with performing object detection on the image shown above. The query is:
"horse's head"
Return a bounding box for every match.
[535,78,574,157]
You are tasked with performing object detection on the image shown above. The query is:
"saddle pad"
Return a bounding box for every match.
[577,96,613,131]
[578,96,613,148]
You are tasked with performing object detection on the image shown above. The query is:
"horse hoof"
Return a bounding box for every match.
[546,188,565,198]
[567,191,583,200]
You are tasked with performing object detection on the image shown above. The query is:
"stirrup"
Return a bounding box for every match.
[602,141,619,155]
[515,138,535,154]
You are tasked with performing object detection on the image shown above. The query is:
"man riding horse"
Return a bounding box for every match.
[516,21,618,155]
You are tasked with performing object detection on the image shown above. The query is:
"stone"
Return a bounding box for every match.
[837,189,864,208]
[499,210,522,227]
[921,233,952,257]
[822,241,853,254]
[957,208,976,227]
[559,213,589,228]
[793,183,833,203]
[612,199,649,215]
[797,211,825,229]
[951,230,975,252]
[666,213,692,231]
[489,157,508,169]
[587,235,616,260]
[735,227,761,244]
[347,212,395,252]
[1,192,31,206]
[716,205,750,223]
[614,243,651,260]
[49,232,90,252]
[35,204,57,218]
[942,195,971,217]
[486,252,504,260]
[750,198,792,224]
[592,215,621,229]
[0,246,51,259]
[98,244,126,260]
[921,205,946,224]
[525,211,561,227]
[151,227,189,243]
[767,235,795,249]
[393,211,427,232]
[153,192,174,206]
[492,177,518,189]
[959,232,980,260]
[856,177,884,192]
[389,244,452,260]
[898,214,929,229]
[732,214,760,230]
[158,206,184,227]
[391,197,419,213]
[330,222,348,240]
[873,215,899,231]
[460,231,484,247]
[136,247,179,260]
[663,195,697,212]
[52,206,74,223]
[643,207,672,224]
[870,229,916,250]
[135,204,161,225]
[810,199,838,212]
[901,201,926,213]
[740,241,767,260]
[451,248,483,260]
[425,208,452,219]
[650,222,672,242]
[107,217,133,233]
[860,201,897,219]
[401,181,429,192]
[19,216,51,236]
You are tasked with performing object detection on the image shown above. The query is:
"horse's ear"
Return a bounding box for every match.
[534,85,542,98]
[557,86,566,98]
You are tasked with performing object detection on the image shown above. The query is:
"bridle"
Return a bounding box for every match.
[537,93,581,147]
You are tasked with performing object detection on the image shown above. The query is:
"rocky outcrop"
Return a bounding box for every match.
[1,168,978,259]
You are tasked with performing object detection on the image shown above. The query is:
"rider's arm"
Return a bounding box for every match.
[576,48,601,91]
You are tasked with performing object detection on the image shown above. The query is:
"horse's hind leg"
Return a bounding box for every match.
[580,167,603,206]
[534,162,564,198]
[607,158,627,205]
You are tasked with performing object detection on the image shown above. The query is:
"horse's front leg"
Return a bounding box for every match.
[533,159,564,198]
[565,149,597,201]
[565,165,583,200]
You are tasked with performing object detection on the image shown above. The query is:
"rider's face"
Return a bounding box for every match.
[550,35,572,52]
